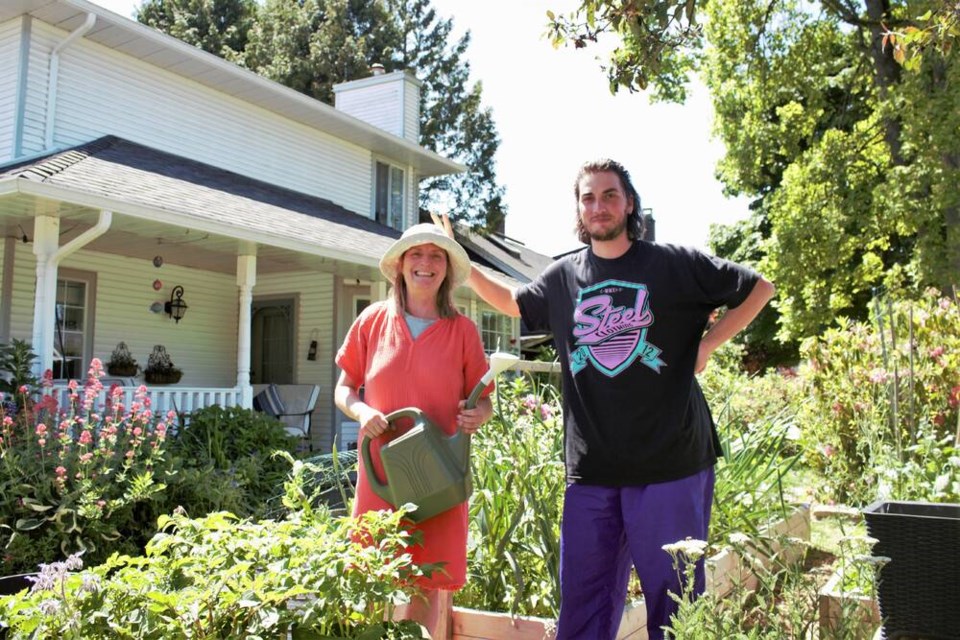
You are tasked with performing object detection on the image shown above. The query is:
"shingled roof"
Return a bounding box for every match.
[0,136,402,266]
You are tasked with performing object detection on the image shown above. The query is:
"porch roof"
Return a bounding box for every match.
[0,136,402,276]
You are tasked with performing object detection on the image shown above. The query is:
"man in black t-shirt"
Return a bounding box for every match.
[433,159,774,640]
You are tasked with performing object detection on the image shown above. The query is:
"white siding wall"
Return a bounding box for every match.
[403,79,420,143]
[21,21,373,216]
[335,81,402,139]
[6,242,238,387]
[255,270,337,453]
[0,19,22,161]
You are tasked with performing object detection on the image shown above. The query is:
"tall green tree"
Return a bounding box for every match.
[136,0,256,60]
[550,0,960,343]
[139,0,506,231]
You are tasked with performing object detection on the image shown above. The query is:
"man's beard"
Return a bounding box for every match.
[588,216,627,242]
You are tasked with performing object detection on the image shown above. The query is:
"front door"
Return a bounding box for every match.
[251,298,295,384]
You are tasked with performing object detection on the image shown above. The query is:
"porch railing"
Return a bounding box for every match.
[49,385,244,419]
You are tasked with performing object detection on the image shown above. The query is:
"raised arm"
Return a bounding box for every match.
[431,212,522,318]
[696,277,776,373]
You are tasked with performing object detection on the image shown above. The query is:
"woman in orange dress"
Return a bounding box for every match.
[334,223,493,638]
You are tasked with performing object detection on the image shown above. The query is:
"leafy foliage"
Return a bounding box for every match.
[138,0,507,230]
[550,0,960,348]
[457,374,565,617]
[0,507,428,639]
[164,404,301,519]
[798,288,960,503]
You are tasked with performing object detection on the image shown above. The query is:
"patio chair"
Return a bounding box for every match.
[252,383,320,450]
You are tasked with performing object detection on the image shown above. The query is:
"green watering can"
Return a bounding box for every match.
[361,351,519,523]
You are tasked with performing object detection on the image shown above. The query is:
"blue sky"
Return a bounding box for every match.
[89,0,751,256]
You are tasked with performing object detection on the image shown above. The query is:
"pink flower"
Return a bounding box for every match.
[41,369,54,388]
[2,416,13,428]
[78,430,93,446]
[68,380,79,392]
[18,385,28,394]
[929,346,945,359]
[35,423,48,436]
[55,466,67,477]
[79,452,93,463]
[37,438,46,447]
[541,405,555,420]
[125,450,135,459]
[133,427,142,437]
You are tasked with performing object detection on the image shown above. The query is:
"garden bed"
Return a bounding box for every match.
[450,505,810,640]
[817,568,880,637]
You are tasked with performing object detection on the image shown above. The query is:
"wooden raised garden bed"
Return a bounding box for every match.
[449,505,810,640]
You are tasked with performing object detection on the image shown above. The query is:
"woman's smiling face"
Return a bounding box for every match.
[401,242,449,296]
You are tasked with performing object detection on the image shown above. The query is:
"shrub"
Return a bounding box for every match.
[163,405,300,520]
[799,289,960,503]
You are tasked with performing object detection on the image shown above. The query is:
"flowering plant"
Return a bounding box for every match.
[0,358,172,574]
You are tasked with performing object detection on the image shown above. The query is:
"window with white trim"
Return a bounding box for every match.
[53,272,95,381]
[375,161,405,229]
[480,310,514,354]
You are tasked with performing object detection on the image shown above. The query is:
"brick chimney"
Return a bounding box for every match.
[333,67,422,144]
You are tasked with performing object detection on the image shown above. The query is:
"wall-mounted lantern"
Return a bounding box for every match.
[164,285,188,323]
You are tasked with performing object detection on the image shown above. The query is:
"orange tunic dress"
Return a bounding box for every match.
[335,301,491,589]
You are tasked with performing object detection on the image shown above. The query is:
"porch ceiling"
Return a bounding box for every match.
[0,137,400,279]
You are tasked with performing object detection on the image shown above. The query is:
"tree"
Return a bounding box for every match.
[139,0,506,231]
[550,0,960,343]
[136,0,256,61]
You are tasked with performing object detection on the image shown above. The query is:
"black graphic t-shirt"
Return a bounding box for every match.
[516,241,760,485]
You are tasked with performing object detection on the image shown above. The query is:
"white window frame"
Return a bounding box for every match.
[479,309,515,355]
[374,160,405,230]
[53,269,96,381]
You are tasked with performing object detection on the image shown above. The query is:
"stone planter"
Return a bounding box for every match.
[817,569,880,637]
[450,505,810,640]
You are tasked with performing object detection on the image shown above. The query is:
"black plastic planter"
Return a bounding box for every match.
[863,500,960,640]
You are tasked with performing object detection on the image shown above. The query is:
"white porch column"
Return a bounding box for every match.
[30,216,59,377]
[374,280,389,302]
[236,255,256,408]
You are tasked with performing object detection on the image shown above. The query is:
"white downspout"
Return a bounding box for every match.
[44,12,96,149]
[31,210,112,377]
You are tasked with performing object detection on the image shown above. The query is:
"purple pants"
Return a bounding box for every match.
[556,468,714,640]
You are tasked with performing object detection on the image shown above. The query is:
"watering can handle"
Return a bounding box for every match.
[359,408,426,503]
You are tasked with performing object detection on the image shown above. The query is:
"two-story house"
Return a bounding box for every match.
[0,0,525,452]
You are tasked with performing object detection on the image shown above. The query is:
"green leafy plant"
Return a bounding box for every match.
[0,339,39,415]
[0,503,430,639]
[0,357,171,574]
[799,289,960,503]
[456,374,565,618]
[165,404,300,520]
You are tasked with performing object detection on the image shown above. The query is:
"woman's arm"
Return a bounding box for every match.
[334,370,390,438]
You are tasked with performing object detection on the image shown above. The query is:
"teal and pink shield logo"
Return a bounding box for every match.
[570,280,665,376]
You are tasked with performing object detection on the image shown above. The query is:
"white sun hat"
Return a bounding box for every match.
[379,223,472,288]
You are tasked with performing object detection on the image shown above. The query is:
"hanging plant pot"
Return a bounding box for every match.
[144,369,182,385]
